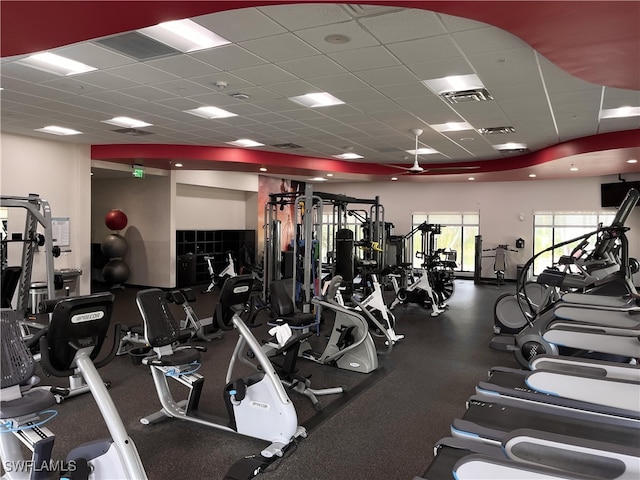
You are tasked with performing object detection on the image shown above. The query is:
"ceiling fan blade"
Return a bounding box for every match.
[420,165,480,174]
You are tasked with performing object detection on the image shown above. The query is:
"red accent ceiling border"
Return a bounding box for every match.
[92,130,640,177]
[2,1,639,90]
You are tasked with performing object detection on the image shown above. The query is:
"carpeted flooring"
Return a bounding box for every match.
[18,279,521,479]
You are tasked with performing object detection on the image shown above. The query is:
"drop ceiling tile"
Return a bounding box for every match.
[231,64,299,85]
[40,77,107,97]
[376,82,434,100]
[328,45,400,72]
[489,82,546,101]
[307,73,369,92]
[57,42,136,69]
[0,78,76,101]
[294,22,380,54]
[85,90,144,106]
[405,57,472,80]
[359,9,446,44]
[386,35,461,65]
[240,33,320,62]
[147,55,221,78]
[80,71,141,90]
[264,80,317,97]
[194,8,287,42]
[189,72,256,91]
[353,65,418,87]
[106,63,179,84]
[67,95,121,112]
[191,45,267,71]
[155,97,208,111]
[602,87,640,106]
[438,12,489,33]
[258,4,353,30]
[279,56,346,79]
[498,96,553,117]
[120,85,179,102]
[1,62,60,83]
[453,26,530,55]
[221,102,268,116]
[332,88,388,105]
[150,79,215,98]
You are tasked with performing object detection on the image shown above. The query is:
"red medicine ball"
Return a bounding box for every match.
[105,209,128,231]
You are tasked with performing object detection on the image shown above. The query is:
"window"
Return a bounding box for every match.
[532,212,615,274]
[410,213,479,271]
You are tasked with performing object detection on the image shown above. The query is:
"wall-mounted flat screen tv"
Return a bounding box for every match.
[600,181,640,208]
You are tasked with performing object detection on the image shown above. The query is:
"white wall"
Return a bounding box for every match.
[2,132,637,290]
[1,133,92,295]
[317,175,640,283]
[92,173,172,287]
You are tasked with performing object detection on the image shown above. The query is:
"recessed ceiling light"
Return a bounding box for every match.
[406,147,439,155]
[468,177,475,181]
[19,52,96,76]
[137,19,230,53]
[570,164,579,171]
[333,153,363,160]
[391,177,398,181]
[421,74,485,95]
[493,142,528,151]
[326,173,334,177]
[309,177,327,182]
[430,122,473,133]
[35,125,83,136]
[599,106,640,119]
[174,163,183,168]
[529,173,537,178]
[102,116,152,128]
[627,159,638,164]
[226,138,265,148]
[289,92,344,108]
[259,167,268,172]
[185,106,237,119]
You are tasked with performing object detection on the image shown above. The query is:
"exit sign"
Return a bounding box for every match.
[132,165,145,178]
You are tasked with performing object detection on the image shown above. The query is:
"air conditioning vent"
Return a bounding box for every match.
[95,32,180,61]
[272,143,303,149]
[441,88,493,104]
[113,128,154,136]
[479,126,516,135]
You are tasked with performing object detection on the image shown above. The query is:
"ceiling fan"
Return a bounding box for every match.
[394,128,480,175]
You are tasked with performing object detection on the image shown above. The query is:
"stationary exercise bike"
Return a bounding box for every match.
[0,295,147,480]
[202,251,237,293]
[389,262,446,317]
[135,275,306,464]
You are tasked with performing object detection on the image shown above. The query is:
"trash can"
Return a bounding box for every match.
[516,264,530,283]
[29,281,48,314]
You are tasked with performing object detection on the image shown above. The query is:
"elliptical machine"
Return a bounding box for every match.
[0,294,147,480]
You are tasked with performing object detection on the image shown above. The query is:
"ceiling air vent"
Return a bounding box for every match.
[441,88,493,104]
[113,128,154,136]
[479,126,516,135]
[272,143,303,149]
[95,32,180,61]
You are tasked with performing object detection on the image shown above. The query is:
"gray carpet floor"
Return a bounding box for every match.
[21,279,521,479]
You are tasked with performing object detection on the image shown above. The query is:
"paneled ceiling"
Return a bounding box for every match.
[1,1,639,182]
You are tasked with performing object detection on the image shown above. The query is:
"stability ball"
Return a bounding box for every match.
[101,233,128,258]
[105,209,128,231]
[102,259,130,285]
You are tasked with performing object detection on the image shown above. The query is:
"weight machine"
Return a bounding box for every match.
[0,195,58,312]
[389,223,456,316]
